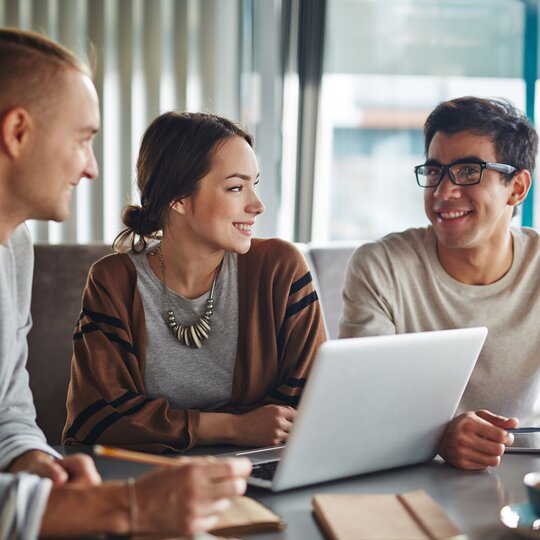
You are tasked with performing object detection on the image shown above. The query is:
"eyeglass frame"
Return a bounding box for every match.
[414,159,517,188]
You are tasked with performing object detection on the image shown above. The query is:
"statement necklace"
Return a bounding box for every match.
[157,244,222,349]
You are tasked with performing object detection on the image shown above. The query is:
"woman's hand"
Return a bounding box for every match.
[199,405,296,446]
[229,404,296,446]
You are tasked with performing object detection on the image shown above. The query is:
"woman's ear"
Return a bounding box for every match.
[170,198,187,215]
[508,169,532,206]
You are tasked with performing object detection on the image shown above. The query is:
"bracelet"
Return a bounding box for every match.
[125,477,138,534]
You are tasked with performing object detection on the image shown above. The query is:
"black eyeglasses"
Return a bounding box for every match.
[414,160,517,188]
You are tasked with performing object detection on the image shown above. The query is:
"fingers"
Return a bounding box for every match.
[203,457,252,480]
[280,406,297,422]
[136,459,248,536]
[56,454,102,485]
[440,411,514,470]
[476,410,519,432]
[27,460,69,485]
[267,405,296,443]
[231,404,298,446]
[164,459,250,499]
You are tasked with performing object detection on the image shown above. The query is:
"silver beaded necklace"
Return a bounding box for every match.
[157,243,222,349]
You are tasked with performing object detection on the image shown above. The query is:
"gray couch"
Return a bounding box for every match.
[27,242,357,444]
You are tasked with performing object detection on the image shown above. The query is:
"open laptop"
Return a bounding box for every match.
[235,327,487,491]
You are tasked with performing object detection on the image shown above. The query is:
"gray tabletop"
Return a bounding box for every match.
[61,446,540,539]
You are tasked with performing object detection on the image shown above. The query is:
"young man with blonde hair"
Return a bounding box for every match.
[0,28,250,538]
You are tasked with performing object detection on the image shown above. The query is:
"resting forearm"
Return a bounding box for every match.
[40,482,129,537]
[198,412,236,444]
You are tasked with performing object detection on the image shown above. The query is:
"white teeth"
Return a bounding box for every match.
[440,211,469,219]
[234,223,252,232]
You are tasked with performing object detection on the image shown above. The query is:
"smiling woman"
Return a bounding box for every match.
[63,111,327,452]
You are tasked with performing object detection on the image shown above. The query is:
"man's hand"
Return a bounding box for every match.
[439,410,518,470]
[41,456,251,537]
[230,404,296,446]
[8,450,101,485]
[135,456,251,536]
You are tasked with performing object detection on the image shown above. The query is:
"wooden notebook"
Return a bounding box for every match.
[312,490,465,540]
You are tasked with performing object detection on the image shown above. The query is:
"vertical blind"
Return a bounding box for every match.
[0,0,292,243]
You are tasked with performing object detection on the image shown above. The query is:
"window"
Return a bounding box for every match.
[313,0,526,241]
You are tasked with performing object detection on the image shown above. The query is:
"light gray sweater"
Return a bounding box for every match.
[0,224,58,539]
[340,226,540,425]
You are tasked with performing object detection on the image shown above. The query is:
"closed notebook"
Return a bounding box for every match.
[210,495,285,536]
[133,495,284,539]
[312,490,465,540]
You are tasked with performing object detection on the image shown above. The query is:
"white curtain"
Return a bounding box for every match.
[1,0,289,243]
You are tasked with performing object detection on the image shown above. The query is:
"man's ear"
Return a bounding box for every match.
[508,169,532,207]
[1,107,33,158]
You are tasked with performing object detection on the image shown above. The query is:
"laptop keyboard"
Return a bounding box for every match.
[250,460,279,481]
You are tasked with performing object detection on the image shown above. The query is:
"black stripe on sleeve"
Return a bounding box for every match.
[289,272,312,295]
[81,398,151,445]
[284,291,318,319]
[82,308,125,329]
[65,399,108,440]
[277,291,319,357]
[285,377,306,388]
[65,390,140,440]
[73,322,101,339]
[268,390,300,406]
[102,332,136,355]
[73,324,135,356]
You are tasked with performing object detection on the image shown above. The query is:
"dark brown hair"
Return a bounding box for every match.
[424,96,538,180]
[114,111,254,252]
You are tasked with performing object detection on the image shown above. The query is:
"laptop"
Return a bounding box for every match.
[235,327,487,491]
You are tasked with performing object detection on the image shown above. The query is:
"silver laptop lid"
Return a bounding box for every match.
[266,327,487,491]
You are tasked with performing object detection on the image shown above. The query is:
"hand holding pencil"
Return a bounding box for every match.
[94,445,251,536]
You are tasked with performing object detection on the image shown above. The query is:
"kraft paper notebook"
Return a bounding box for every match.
[312,490,465,540]
[133,495,284,539]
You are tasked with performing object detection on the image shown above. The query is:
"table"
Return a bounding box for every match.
[62,446,540,539]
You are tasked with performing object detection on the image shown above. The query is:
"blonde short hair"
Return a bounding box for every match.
[0,28,92,113]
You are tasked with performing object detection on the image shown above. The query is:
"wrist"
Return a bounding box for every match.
[41,482,130,536]
[198,412,237,444]
[8,450,53,473]
[125,477,138,534]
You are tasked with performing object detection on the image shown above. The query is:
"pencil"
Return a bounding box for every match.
[508,427,540,434]
[94,444,187,467]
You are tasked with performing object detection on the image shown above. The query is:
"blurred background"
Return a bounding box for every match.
[0,0,537,244]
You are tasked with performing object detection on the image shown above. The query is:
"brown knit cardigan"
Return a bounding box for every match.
[63,238,327,452]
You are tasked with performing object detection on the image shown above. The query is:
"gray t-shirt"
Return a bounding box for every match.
[340,226,540,426]
[129,247,238,410]
[0,224,58,538]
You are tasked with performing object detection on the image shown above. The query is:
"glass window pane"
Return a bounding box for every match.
[314,0,525,242]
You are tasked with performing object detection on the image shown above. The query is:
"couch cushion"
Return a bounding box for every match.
[28,244,112,444]
[307,244,357,339]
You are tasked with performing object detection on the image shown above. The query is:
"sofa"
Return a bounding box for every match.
[27,242,358,444]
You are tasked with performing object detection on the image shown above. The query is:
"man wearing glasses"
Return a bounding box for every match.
[340,96,539,470]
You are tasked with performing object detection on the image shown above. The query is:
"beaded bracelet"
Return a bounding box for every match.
[125,477,138,533]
